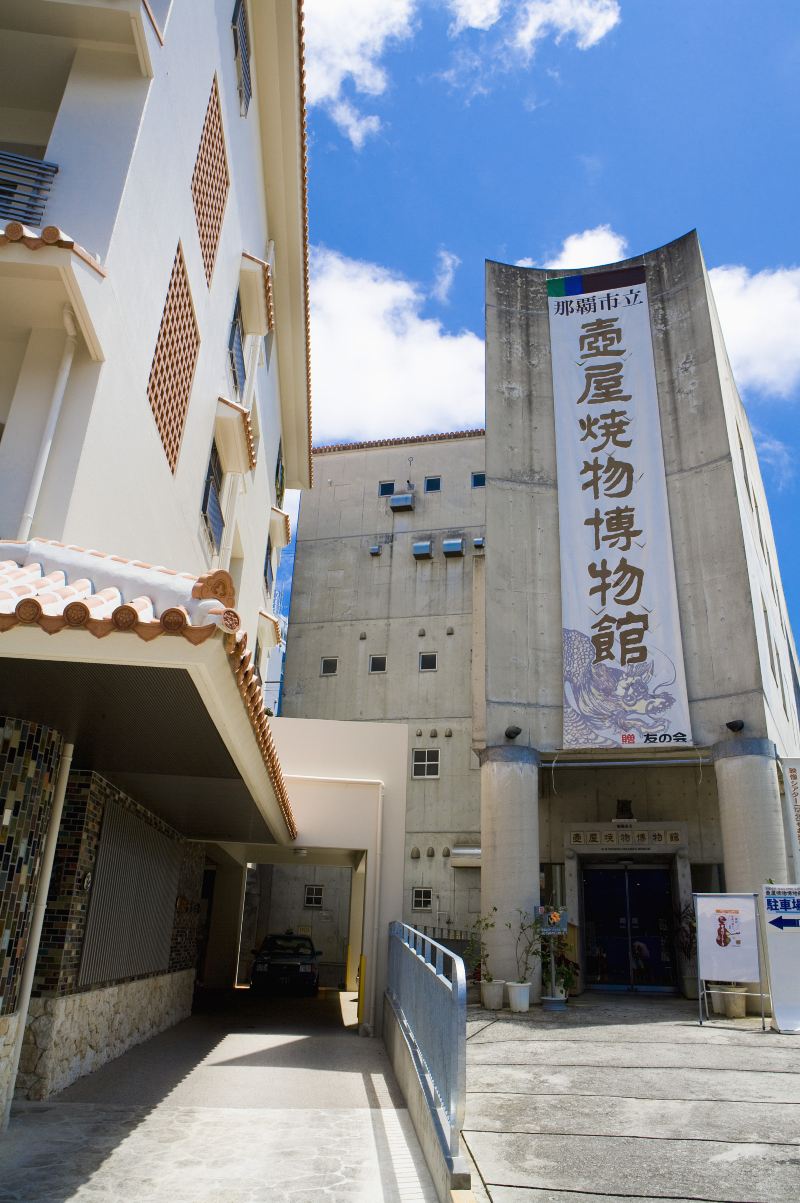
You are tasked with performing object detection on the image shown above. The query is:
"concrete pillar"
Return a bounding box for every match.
[479,746,540,984]
[713,739,789,891]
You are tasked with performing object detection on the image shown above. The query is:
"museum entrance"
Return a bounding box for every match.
[582,863,677,992]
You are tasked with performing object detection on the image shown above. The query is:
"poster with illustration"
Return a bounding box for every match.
[695,894,760,984]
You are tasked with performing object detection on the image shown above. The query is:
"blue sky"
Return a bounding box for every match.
[296,0,800,632]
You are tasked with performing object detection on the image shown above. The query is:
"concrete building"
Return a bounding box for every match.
[0,0,315,1120]
[283,231,800,995]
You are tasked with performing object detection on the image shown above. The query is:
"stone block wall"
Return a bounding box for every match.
[169,842,206,972]
[17,968,195,1099]
[0,718,63,1015]
[0,1010,20,1114]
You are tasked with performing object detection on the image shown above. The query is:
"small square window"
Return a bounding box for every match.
[412,748,440,779]
[472,471,486,488]
[412,887,432,911]
[379,481,395,497]
[369,655,387,673]
[321,657,338,676]
[304,884,323,908]
[419,652,438,672]
[424,476,441,493]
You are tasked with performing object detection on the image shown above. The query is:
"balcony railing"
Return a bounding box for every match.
[0,152,58,226]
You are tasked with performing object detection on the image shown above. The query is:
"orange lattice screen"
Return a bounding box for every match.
[192,76,230,284]
[146,244,200,473]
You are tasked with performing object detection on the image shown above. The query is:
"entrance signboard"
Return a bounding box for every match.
[695,894,760,983]
[762,885,800,1034]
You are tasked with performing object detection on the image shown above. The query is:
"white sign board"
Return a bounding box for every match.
[763,884,800,1034]
[695,893,760,983]
[548,267,692,748]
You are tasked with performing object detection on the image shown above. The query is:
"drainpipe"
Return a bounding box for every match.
[16,307,78,541]
[3,741,74,1131]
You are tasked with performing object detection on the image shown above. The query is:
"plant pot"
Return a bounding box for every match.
[708,985,725,1015]
[723,989,747,1019]
[507,982,531,1013]
[480,979,505,1010]
[542,984,567,1012]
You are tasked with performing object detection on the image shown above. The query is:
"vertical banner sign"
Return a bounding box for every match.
[695,894,760,984]
[762,884,800,1033]
[781,759,800,831]
[548,267,693,748]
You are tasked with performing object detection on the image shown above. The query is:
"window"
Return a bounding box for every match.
[412,749,439,779]
[369,655,387,673]
[228,292,247,399]
[264,535,274,595]
[304,884,323,909]
[201,440,225,551]
[231,0,252,115]
[412,888,432,911]
[275,442,285,509]
[320,657,338,677]
[472,471,486,488]
[378,481,395,497]
[424,476,441,493]
[253,636,262,685]
[419,652,438,672]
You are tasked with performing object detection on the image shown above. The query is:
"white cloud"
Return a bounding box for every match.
[310,247,484,443]
[446,0,506,33]
[515,256,536,268]
[544,223,628,268]
[709,265,800,400]
[303,0,416,146]
[752,429,795,491]
[432,248,461,303]
[513,0,621,57]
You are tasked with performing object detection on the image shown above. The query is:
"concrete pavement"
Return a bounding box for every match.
[0,989,438,1203]
[462,994,800,1203]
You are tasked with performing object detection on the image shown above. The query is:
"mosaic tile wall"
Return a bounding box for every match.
[35,772,205,996]
[0,718,63,1016]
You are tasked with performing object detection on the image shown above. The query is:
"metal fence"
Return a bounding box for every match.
[0,152,58,226]
[386,921,466,1166]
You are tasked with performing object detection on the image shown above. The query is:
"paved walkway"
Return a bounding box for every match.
[462,993,800,1203]
[0,990,437,1203]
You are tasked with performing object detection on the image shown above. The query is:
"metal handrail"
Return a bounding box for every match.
[387,921,466,1166]
[0,152,58,226]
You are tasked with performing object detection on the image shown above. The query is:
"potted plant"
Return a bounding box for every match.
[722,983,747,1019]
[505,909,543,1012]
[542,931,578,1011]
[467,909,505,1009]
[674,901,699,999]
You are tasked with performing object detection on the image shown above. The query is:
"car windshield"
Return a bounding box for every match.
[262,936,314,955]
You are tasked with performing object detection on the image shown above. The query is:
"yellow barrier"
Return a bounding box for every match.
[357,954,366,1024]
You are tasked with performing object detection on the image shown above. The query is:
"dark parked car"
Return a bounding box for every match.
[250,932,321,996]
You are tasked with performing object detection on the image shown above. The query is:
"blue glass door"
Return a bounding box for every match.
[582,864,677,992]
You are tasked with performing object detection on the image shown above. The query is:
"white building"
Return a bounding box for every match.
[0,0,314,1118]
[284,232,800,997]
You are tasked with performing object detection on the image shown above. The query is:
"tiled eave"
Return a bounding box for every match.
[0,538,297,840]
[0,222,107,278]
[297,0,312,485]
[217,396,257,471]
[313,429,486,455]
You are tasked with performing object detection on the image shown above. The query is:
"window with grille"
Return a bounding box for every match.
[231,0,252,115]
[147,244,200,473]
[412,749,439,779]
[229,292,247,399]
[472,471,486,488]
[304,884,323,909]
[378,481,394,497]
[191,77,229,285]
[264,535,274,595]
[275,442,285,509]
[424,476,441,493]
[321,657,338,677]
[412,888,432,911]
[201,440,225,551]
[419,652,438,672]
[369,655,387,673]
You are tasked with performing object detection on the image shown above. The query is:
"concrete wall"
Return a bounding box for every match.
[266,863,351,982]
[16,969,194,1100]
[282,435,486,931]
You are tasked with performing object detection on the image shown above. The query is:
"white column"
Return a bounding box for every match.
[713,739,789,891]
[479,746,540,985]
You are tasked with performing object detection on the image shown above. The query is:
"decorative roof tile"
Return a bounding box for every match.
[297,0,313,485]
[313,429,486,455]
[0,222,106,277]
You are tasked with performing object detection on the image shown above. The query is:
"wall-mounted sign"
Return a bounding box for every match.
[762,884,800,1034]
[548,266,693,748]
[695,893,760,984]
[569,826,683,851]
